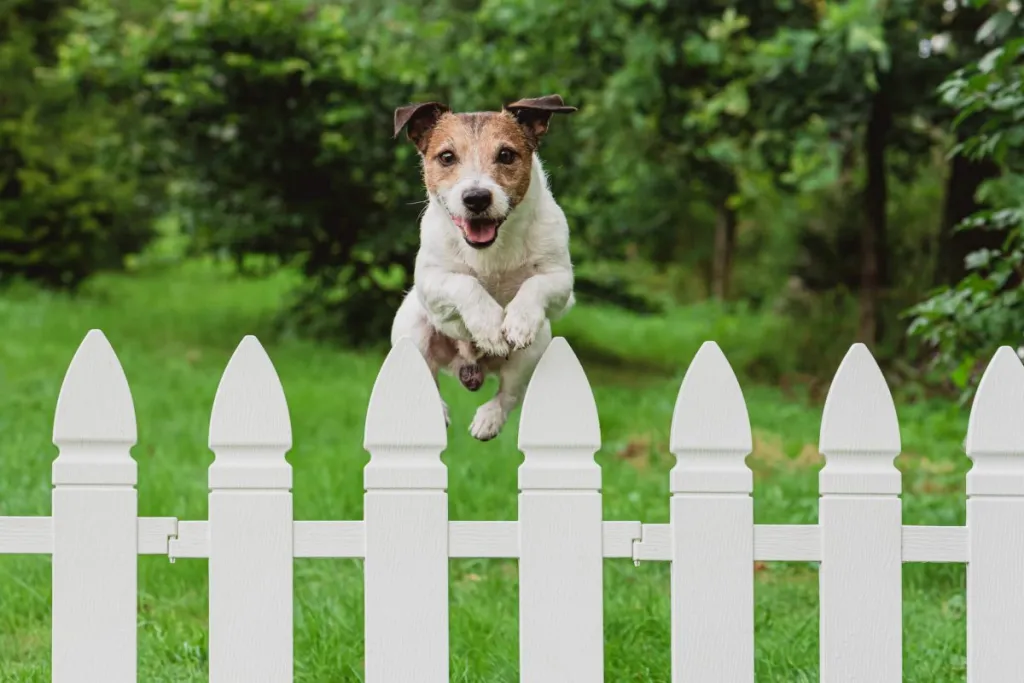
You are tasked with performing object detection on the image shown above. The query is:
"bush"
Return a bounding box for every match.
[0,0,155,289]
[76,0,429,345]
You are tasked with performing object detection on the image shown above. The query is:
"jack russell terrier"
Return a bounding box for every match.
[390,94,578,441]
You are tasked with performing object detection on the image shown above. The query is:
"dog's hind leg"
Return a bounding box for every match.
[469,322,551,441]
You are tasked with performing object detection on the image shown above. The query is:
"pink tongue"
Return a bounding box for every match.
[456,217,497,243]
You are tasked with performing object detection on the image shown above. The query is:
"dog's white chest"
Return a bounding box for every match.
[474,263,536,307]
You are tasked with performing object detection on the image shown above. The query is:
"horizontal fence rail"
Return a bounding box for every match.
[2,329,1023,683]
[0,517,973,563]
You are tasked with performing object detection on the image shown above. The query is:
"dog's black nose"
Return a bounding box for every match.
[462,188,493,213]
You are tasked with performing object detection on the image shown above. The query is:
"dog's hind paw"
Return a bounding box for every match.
[458,363,484,391]
[469,400,507,441]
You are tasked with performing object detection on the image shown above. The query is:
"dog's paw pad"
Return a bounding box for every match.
[458,364,484,391]
[469,401,506,441]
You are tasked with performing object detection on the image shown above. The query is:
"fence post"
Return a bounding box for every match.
[668,341,753,683]
[818,343,902,683]
[208,336,293,683]
[363,338,449,683]
[965,346,1024,681]
[517,337,603,683]
[52,329,138,683]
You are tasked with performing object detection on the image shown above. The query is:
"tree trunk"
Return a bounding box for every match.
[935,151,1001,286]
[859,84,891,349]
[711,200,738,301]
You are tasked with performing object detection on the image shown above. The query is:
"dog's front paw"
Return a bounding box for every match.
[501,304,545,350]
[469,399,507,441]
[465,308,510,358]
[473,332,510,358]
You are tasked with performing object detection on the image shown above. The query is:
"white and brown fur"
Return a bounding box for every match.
[390,95,577,441]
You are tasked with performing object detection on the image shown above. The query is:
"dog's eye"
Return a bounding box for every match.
[438,151,457,166]
[496,148,517,164]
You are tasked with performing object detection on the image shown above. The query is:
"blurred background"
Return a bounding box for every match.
[2,0,1021,397]
[4,1,1023,679]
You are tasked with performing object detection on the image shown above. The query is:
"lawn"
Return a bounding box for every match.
[0,261,972,681]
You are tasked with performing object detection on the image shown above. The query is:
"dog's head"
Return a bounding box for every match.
[393,95,577,249]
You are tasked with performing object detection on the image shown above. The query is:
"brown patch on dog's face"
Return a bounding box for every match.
[420,111,535,206]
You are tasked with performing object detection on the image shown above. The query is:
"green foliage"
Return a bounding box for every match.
[60,0,429,344]
[0,0,154,289]
[907,9,1024,397]
[7,0,1002,379]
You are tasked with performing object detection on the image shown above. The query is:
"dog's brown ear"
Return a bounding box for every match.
[504,94,578,139]
[393,101,450,151]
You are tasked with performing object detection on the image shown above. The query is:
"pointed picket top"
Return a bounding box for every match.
[364,338,447,450]
[668,341,752,494]
[819,343,900,453]
[818,343,901,495]
[670,341,751,453]
[363,337,447,490]
[518,337,601,491]
[208,336,292,490]
[519,337,601,450]
[52,329,137,485]
[53,329,137,445]
[209,336,292,448]
[965,346,1024,496]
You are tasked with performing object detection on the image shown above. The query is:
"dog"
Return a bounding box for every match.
[390,94,578,441]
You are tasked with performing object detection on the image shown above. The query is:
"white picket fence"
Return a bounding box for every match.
[1,329,1023,682]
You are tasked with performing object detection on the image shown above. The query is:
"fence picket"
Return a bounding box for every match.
[517,337,603,683]
[208,336,294,683]
[363,338,449,683]
[965,346,1024,682]
[818,343,902,683]
[669,341,754,683]
[51,329,138,683]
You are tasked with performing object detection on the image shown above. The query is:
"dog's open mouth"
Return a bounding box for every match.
[452,216,504,249]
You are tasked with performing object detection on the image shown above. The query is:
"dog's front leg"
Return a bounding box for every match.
[502,269,574,350]
[470,323,551,441]
[417,268,511,358]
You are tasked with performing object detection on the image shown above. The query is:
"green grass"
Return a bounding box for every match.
[0,261,972,681]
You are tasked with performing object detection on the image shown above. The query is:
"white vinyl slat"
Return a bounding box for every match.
[51,330,138,683]
[669,341,754,683]
[965,346,1024,682]
[818,344,902,683]
[207,336,294,683]
[363,339,449,683]
[518,338,604,683]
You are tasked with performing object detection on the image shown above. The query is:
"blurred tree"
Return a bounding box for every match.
[737,0,995,350]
